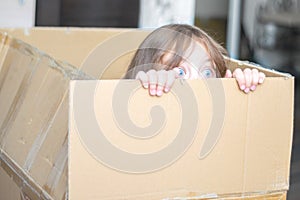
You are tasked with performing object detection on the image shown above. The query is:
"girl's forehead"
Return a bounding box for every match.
[183,41,212,68]
[160,40,213,69]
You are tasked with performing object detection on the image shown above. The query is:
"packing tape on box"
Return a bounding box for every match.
[23,91,68,172]
[0,33,9,70]
[45,136,68,194]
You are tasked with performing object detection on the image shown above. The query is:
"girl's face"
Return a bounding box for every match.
[161,41,217,79]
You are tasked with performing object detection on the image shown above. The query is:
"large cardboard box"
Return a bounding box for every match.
[0,28,294,200]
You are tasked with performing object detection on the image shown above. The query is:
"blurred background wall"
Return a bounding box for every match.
[0,0,299,199]
[0,0,36,27]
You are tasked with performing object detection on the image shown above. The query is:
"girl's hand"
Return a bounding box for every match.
[225,68,266,94]
[136,70,177,96]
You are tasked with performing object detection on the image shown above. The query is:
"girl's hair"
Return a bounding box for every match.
[125,24,228,79]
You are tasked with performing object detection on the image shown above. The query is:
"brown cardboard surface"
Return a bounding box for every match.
[69,74,293,199]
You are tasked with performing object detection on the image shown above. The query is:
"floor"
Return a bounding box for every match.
[288,78,300,200]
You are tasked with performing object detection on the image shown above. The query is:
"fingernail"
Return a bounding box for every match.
[250,85,256,91]
[150,89,156,95]
[164,87,169,92]
[244,88,250,93]
[240,85,246,90]
[259,78,264,84]
[156,91,163,96]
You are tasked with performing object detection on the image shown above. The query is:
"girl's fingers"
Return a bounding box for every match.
[147,70,158,96]
[137,69,177,97]
[156,70,167,96]
[138,69,266,96]
[243,68,252,93]
[258,72,266,84]
[233,68,266,94]
[233,68,246,91]
[135,71,149,89]
[250,69,259,91]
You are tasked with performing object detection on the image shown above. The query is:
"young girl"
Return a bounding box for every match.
[125,24,265,96]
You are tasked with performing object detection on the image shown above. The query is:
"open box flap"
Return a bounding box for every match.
[69,76,294,199]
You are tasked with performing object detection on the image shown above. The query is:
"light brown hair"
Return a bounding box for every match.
[125,24,228,79]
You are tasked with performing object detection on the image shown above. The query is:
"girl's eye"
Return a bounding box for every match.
[202,69,213,78]
[173,67,186,77]
[178,67,186,77]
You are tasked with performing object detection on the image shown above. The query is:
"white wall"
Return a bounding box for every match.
[139,0,196,28]
[0,0,36,27]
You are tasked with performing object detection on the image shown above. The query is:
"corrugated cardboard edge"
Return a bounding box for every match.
[225,57,293,78]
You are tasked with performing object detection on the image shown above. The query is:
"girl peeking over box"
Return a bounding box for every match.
[125,24,265,96]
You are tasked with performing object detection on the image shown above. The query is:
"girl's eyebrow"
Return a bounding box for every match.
[197,57,213,68]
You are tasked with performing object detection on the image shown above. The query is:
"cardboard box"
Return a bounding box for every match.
[0,28,294,200]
